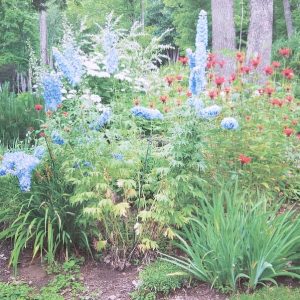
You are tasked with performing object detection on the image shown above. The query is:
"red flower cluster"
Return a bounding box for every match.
[214,76,225,87]
[35,104,43,111]
[283,127,294,137]
[239,154,251,165]
[240,66,251,74]
[165,76,175,86]
[208,90,218,100]
[264,66,273,76]
[160,95,168,104]
[271,98,284,107]
[236,52,245,63]
[279,48,291,58]
[178,56,188,65]
[281,68,294,80]
[250,56,261,68]
[272,61,281,68]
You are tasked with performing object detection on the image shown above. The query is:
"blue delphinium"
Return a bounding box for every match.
[199,105,222,119]
[112,153,124,161]
[188,10,208,96]
[89,109,112,131]
[53,43,84,87]
[103,25,119,74]
[42,73,62,112]
[221,117,239,130]
[188,97,204,114]
[33,146,46,160]
[186,49,196,69]
[131,106,164,121]
[51,132,64,145]
[0,151,41,192]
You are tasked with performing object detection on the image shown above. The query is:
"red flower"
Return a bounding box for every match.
[177,86,183,94]
[239,154,252,165]
[258,88,264,95]
[215,76,225,87]
[264,86,275,97]
[236,51,245,63]
[296,133,300,140]
[240,66,251,74]
[207,60,217,69]
[279,48,291,58]
[39,132,46,137]
[284,127,294,137]
[208,73,215,80]
[176,74,183,81]
[251,56,261,68]
[264,66,273,76]
[35,104,43,111]
[178,56,188,65]
[163,106,171,113]
[208,90,218,100]
[218,60,226,68]
[281,68,294,80]
[187,91,192,98]
[208,53,217,62]
[229,73,236,83]
[245,115,251,121]
[272,61,281,68]
[160,95,168,104]
[165,76,175,86]
[292,120,298,126]
[271,98,283,107]
[285,95,293,103]
[63,112,68,117]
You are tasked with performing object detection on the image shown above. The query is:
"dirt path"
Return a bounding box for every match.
[0,242,227,300]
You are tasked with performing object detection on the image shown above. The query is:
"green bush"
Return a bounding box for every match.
[0,83,45,146]
[0,282,33,300]
[131,260,188,299]
[162,183,300,291]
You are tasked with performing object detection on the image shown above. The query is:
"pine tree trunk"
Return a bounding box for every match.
[39,9,48,65]
[283,0,294,38]
[246,0,273,73]
[211,0,236,78]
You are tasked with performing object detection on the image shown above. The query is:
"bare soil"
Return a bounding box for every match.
[0,242,229,300]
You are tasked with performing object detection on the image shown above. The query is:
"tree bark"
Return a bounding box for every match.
[211,0,236,78]
[283,0,294,38]
[39,8,48,65]
[141,0,145,31]
[246,0,273,73]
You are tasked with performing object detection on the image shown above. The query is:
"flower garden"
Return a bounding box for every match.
[0,2,300,300]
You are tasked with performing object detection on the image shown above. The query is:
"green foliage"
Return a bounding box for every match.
[0,83,45,146]
[162,183,300,291]
[0,0,38,70]
[0,142,94,273]
[0,282,33,300]
[131,260,188,299]
[231,286,300,300]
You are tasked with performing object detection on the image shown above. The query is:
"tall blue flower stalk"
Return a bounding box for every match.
[188,10,208,96]
[42,73,62,112]
[102,25,119,74]
[53,41,84,86]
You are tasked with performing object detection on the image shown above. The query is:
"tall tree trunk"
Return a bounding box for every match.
[246,0,273,73]
[211,0,236,78]
[141,0,145,31]
[39,9,48,65]
[283,0,294,38]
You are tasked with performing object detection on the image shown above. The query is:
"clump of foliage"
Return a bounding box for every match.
[0,282,33,300]
[162,183,300,291]
[131,260,188,300]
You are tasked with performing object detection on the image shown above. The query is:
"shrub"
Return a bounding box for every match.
[162,183,300,291]
[131,260,188,299]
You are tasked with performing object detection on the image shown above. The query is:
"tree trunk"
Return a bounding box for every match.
[246,0,273,73]
[141,0,145,31]
[283,0,294,38]
[211,0,236,78]
[39,9,48,65]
